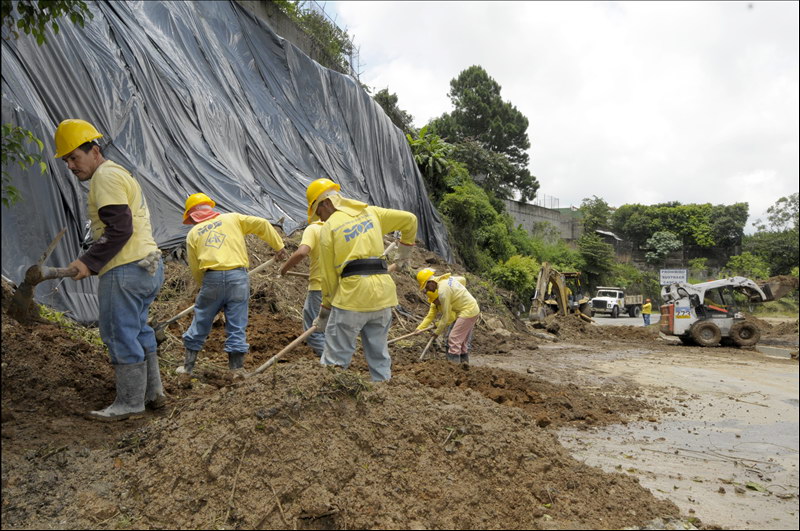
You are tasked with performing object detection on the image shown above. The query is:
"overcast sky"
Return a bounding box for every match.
[324,1,799,233]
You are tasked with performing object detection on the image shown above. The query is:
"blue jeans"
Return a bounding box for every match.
[643,314,651,326]
[98,258,164,365]
[303,290,326,357]
[320,306,393,382]
[183,268,250,353]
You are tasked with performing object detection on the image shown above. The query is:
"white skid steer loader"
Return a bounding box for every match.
[659,276,796,347]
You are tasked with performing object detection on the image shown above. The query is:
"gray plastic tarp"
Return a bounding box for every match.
[1,0,451,323]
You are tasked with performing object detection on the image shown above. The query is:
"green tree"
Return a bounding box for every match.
[428,65,538,201]
[711,203,748,250]
[373,88,415,136]
[489,254,540,301]
[579,195,612,233]
[644,231,682,266]
[722,252,770,280]
[2,0,92,45]
[755,193,799,232]
[406,126,453,204]
[577,232,615,288]
[2,0,93,206]
[1,124,46,207]
[438,181,515,272]
[743,229,799,276]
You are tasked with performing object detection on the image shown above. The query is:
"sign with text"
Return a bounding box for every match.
[660,269,688,285]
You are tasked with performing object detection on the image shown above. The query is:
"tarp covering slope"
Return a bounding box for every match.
[1,0,451,323]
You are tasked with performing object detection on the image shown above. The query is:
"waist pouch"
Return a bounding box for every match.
[341,258,388,278]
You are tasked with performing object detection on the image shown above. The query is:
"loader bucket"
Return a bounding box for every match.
[759,277,799,302]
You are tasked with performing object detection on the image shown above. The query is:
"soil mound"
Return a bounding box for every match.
[110,361,677,530]
[1,238,686,529]
[533,313,660,343]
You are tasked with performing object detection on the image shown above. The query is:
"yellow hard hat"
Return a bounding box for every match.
[416,268,436,290]
[183,193,215,224]
[54,119,103,158]
[306,178,340,222]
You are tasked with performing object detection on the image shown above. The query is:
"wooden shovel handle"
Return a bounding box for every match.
[39,266,79,281]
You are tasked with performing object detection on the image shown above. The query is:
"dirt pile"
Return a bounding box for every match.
[97,362,678,530]
[532,313,660,343]
[2,235,690,529]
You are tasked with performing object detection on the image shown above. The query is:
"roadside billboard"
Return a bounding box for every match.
[660,269,688,285]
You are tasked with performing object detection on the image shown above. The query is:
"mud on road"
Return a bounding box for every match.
[1,238,797,529]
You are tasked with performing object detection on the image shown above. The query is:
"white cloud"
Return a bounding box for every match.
[328,1,799,232]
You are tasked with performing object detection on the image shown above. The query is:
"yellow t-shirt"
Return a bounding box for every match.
[417,274,466,330]
[319,204,417,312]
[642,302,652,315]
[300,222,324,291]
[186,212,284,285]
[432,275,480,335]
[87,160,158,276]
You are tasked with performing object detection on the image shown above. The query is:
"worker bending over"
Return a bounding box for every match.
[279,221,326,357]
[306,178,416,382]
[55,119,165,421]
[178,193,286,374]
[416,268,480,364]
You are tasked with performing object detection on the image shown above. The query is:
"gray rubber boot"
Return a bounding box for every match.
[460,353,470,366]
[176,349,198,375]
[144,351,166,410]
[87,362,146,422]
[228,351,246,370]
[446,354,461,364]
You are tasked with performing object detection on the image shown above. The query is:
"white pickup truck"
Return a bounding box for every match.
[590,287,643,318]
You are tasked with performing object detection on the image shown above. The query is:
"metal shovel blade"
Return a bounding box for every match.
[7,228,71,324]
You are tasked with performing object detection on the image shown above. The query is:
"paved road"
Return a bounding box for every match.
[591,313,660,327]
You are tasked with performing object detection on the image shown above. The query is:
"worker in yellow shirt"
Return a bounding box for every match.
[416,268,480,364]
[55,119,165,421]
[279,221,326,357]
[178,193,286,374]
[642,298,652,326]
[306,178,417,382]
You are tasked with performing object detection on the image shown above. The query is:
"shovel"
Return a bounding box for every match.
[8,228,78,324]
[151,256,278,343]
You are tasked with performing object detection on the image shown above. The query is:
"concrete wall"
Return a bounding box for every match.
[503,199,583,241]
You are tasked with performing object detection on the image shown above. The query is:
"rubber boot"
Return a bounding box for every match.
[86,362,146,422]
[144,350,166,410]
[460,353,470,366]
[228,351,245,371]
[176,349,198,375]
[446,353,461,364]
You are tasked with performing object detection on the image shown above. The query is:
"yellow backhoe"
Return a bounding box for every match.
[529,262,592,322]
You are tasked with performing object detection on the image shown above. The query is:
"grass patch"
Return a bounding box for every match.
[38,304,105,348]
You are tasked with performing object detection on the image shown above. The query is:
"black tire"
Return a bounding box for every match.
[690,321,721,347]
[629,306,641,318]
[611,306,619,318]
[678,335,696,346]
[590,309,596,317]
[730,321,760,347]
[579,302,592,318]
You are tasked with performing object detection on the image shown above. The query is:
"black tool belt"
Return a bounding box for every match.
[341,258,388,278]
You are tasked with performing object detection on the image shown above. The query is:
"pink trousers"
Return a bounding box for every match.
[448,314,479,355]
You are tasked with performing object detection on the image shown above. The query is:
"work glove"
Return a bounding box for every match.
[137,251,161,276]
[312,306,331,331]
[395,243,413,272]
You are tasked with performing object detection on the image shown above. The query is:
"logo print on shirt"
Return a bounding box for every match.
[343,219,374,242]
[204,231,226,249]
